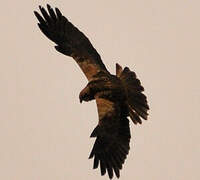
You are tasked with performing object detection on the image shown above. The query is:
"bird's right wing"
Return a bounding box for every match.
[34,4,108,81]
[89,97,131,179]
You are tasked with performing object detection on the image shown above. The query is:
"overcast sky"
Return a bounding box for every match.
[1,0,200,179]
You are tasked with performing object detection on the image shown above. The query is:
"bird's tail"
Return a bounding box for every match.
[89,117,131,179]
[116,63,149,124]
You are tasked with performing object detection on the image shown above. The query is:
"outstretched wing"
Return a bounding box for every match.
[89,97,131,179]
[34,4,108,80]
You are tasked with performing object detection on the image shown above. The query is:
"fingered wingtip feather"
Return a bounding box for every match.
[33,11,38,18]
[34,11,45,24]
[99,155,106,176]
[47,5,57,22]
[39,5,42,11]
[93,155,99,169]
[47,4,51,8]
[55,7,62,18]
[104,154,114,179]
[39,6,52,24]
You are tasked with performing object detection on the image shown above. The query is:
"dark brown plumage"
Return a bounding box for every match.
[34,4,149,179]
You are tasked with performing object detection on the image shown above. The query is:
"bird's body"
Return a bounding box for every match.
[34,4,149,179]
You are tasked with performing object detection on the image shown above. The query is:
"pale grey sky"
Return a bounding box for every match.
[1,0,200,179]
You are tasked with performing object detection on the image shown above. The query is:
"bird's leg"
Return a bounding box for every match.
[79,84,95,103]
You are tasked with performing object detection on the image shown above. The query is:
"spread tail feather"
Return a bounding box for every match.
[116,63,149,124]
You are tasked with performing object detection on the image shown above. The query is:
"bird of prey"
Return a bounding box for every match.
[34,4,149,179]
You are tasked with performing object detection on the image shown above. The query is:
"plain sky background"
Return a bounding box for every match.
[1,0,200,179]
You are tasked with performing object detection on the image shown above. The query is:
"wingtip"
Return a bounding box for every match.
[47,4,51,8]
[55,7,62,18]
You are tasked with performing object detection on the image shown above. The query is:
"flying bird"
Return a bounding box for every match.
[34,4,149,179]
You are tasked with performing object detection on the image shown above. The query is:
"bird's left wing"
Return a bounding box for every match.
[89,97,131,179]
[34,4,108,80]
